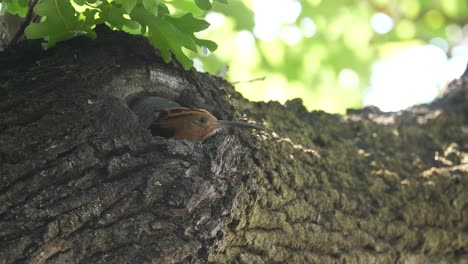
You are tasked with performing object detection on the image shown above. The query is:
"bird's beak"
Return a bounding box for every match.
[215,120,265,130]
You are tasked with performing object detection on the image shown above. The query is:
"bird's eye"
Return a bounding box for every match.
[199,117,208,124]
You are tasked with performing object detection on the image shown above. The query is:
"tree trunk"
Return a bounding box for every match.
[1,26,467,263]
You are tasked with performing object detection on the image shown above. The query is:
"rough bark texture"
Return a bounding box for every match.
[0,26,467,263]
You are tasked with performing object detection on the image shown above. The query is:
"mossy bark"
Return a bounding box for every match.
[1,26,467,263]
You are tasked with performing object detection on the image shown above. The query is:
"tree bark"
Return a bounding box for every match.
[0,26,467,263]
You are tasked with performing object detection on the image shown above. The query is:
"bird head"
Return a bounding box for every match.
[153,107,264,141]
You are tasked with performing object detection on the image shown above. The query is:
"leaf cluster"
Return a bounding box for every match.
[1,0,227,69]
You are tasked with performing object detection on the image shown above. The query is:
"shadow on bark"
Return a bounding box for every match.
[0,26,467,263]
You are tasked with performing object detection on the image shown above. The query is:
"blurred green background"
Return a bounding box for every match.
[169,0,468,113]
[1,0,467,113]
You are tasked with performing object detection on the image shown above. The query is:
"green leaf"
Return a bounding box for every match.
[148,20,194,67]
[165,13,210,33]
[102,2,140,30]
[166,13,217,51]
[79,8,99,39]
[163,0,204,17]
[195,0,212,10]
[158,3,169,16]
[24,0,81,47]
[143,0,159,14]
[2,0,29,16]
[194,38,217,52]
[214,0,228,3]
[129,3,157,34]
[130,5,216,69]
[115,0,137,13]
